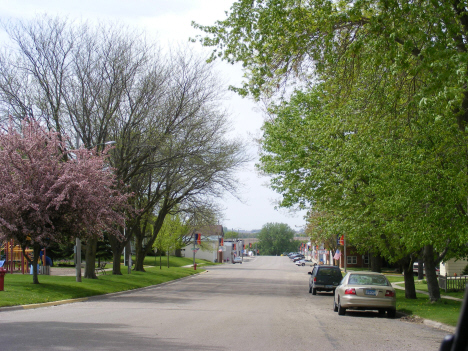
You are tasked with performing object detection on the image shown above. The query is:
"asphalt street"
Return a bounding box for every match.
[0,256,450,350]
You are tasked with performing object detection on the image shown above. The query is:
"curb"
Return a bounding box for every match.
[0,270,208,313]
[0,297,89,312]
[421,318,455,333]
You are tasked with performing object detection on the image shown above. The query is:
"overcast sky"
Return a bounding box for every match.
[0,0,307,231]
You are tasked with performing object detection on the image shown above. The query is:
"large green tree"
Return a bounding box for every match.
[258,223,298,255]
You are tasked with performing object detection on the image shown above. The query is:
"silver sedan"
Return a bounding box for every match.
[333,271,396,318]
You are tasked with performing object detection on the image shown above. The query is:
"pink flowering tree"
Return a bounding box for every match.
[0,119,129,283]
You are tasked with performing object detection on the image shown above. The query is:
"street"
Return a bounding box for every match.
[0,256,449,350]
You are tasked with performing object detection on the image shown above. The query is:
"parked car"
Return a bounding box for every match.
[233,257,243,264]
[308,265,342,295]
[296,259,312,266]
[412,262,439,276]
[293,256,304,262]
[333,271,396,318]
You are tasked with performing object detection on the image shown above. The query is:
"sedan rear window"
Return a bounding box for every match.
[348,274,389,286]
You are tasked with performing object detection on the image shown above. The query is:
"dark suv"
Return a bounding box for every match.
[308,265,342,295]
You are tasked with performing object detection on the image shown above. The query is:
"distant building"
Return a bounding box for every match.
[182,225,224,263]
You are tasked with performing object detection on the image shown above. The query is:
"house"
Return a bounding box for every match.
[440,258,468,276]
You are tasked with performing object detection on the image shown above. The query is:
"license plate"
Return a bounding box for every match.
[325,285,333,289]
[365,289,377,296]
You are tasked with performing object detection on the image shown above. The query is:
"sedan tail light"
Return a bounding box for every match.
[345,288,356,295]
[313,277,317,282]
[385,290,395,297]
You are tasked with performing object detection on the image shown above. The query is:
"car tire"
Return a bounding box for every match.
[309,285,312,293]
[337,300,346,316]
[333,299,338,312]
[312,287,317,295]
[302,263,305,266]
[387,309,396,319]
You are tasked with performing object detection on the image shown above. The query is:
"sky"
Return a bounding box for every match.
[0,0,308,231]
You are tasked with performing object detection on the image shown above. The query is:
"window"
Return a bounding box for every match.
[347,256,357,264]
[363,255,369,265]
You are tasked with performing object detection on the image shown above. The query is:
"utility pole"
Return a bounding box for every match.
[344,234,347,273]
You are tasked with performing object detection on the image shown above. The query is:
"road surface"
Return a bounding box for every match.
[0,256,449,350]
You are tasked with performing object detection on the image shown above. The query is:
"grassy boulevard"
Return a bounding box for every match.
[385,274,463,326]
[1,260,464,328]
[0,256,214,308]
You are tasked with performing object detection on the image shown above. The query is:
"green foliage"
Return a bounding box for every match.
[224,230,239,239]
[462,264,468,276]
[257,223,297,255]
[154,214,189,254]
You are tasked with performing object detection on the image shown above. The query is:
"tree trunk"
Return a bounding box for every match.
[370,252,382,273]
[417,250,424,280]
[84,237,98,279]
[109,235,126,275]
[31,245,41,284]
[111,248,123,275]
[134,227,146,272]
[424,244,441,302]
[402,259,417,299]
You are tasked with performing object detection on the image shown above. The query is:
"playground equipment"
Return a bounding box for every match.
[0,240,50,274]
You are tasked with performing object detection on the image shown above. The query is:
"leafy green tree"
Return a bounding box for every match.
[154,214,189,268]
[224,230,239,239]
[257,223,297,255]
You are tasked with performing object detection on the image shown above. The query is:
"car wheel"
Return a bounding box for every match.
[333,299,338,312]
[309,285,312,293]
[302,263,305,266]
[312,287,317,295]
[387,309,396,319]
[337,300,346,316]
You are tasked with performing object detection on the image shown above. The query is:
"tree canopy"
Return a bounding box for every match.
[257,223,299,255]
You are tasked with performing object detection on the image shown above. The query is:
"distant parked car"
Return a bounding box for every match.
[308,265,342,295]
[293,256,304,262]
[333,271,396,318]
[296,259,312,266]
[233,257,243,264]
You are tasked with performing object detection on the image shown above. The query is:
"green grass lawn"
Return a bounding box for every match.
[0,256,214,308]
[396,289,461,326]
[142,255,220,268]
